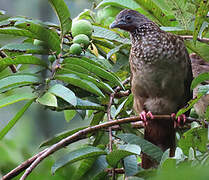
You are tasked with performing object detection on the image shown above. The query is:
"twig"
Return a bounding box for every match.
[107,93,114,152]
[181,36,209,44]
[3,115,202,180]
[106,77,130,179]
[105,168,125,174]
[0,50,17,73]
[2,149,48,180]
[51,53,62,77]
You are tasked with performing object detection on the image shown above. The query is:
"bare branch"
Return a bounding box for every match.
[2,115,202,180]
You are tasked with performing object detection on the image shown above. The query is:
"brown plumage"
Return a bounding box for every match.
[190,53,209,118]
[110,9,193,169]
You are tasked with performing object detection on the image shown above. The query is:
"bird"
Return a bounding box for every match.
[190,53,209,118]
[110,9,193,169]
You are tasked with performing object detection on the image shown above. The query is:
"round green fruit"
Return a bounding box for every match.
[70,43,82,55]
[48,55,56,63]
[71,20,93,38]
[73,34,90,48]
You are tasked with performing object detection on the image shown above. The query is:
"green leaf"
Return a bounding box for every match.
[52,146,107,174]
[107,44,124,59]
[62,63,90,74]
[64,110,76,122]
[161,158,177,170]
[36,92,57,107]
[0,27,34,38]
[40,126,87,147]
[0,74,40,93]
[72,157,96,180]
[106,147,140,168]
[0,92,36,108]
[55,98,104,111]
[120,144,141,176]
[185,40,209,61]
[90,111,105,126]
[176,93,203,117]
[77,56,112,71]
[0,43,48,54]
[119,144,141,155]
[112,97,129,118]
[55,74,105,97]
[48,84,77,106]
[63,57,124,89]
[93,25,130,44]
[85,155,108,180]
[0,55,48,72]
[178,127,208,155]
[15,21,61,54]
[0,99,34,140]
[124,155,138,176]
[134,168,157,179]
[191,72,209,90]
[96,0,140,10]
[57,68,114,93]
[117,133,163,162]
[160,26,193,35]
[134,0,172,26]
[49,0,71,36]
[193,0,209,43]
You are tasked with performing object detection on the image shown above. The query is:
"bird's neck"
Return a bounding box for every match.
[130,22,160,44]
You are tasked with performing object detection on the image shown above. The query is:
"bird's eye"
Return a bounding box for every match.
[125,15,132,21]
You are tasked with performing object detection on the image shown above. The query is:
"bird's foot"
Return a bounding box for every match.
[140,111,154,126]
[171,113,186,128]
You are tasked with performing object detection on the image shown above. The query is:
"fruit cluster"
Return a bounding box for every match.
[70,19,93,55]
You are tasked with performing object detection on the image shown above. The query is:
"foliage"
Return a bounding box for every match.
[0,0,209,179]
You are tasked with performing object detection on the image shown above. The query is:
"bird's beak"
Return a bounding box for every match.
[109,20,126,29]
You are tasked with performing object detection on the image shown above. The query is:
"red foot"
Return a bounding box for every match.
[171,113,186,128]
[140,111,154,126]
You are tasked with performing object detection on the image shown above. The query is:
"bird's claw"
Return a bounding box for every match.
[140,111,154,126]
[171,113,186,128]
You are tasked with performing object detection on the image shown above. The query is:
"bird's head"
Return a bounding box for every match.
[110,9,150,33]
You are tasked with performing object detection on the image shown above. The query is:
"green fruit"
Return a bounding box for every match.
[70,43,82,55]
[71,20,93,37]
[48,55,56,63]
[73,34,90,48]
[33,39,47,46]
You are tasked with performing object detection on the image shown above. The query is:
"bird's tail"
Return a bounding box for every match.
[141,118,175,169]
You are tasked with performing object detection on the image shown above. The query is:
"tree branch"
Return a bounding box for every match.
[182,36,209,44]
[3,114,201,180]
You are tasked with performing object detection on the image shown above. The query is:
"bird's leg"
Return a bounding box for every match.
[140,111,154,126]
[171,113,186,128]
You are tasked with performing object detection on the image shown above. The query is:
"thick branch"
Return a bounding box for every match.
[3,115,200,180]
